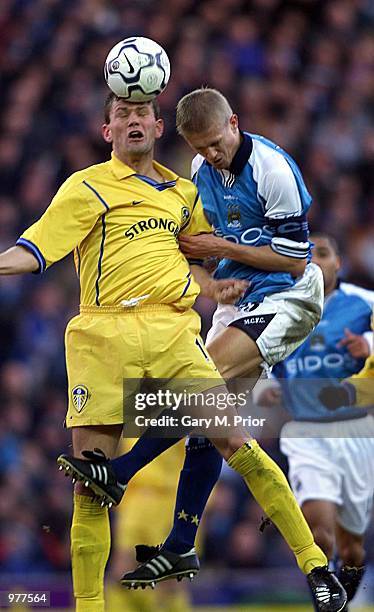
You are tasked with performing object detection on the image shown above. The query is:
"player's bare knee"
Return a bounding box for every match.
[210,353,260,379]
[311,525,335,559]
[214,435,247,460]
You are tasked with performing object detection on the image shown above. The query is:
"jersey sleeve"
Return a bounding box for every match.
[179,184,212,237]
[178,180,213,267]
[16,177,104,273]
[257,155,310,259]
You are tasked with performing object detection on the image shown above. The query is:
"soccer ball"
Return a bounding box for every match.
[104,36,170,101]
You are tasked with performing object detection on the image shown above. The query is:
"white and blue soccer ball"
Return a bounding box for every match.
[104,36,170,101]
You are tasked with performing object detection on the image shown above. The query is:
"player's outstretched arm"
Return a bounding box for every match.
[0,246,39,275]
[189,263,248,304]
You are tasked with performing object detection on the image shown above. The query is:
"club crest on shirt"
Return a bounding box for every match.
[310,334,326,352]
[227,203,241,229]
[181,206,190,221]
[72,385,90,412]
[180,206,190,229]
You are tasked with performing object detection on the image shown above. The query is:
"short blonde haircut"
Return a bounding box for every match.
[176,88,233,135]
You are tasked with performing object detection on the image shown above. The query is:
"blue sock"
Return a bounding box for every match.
[163,437,222,554]
[111,436,181,484]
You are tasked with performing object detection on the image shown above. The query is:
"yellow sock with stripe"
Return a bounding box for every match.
[228,440,328,574]
[71,494,111,612]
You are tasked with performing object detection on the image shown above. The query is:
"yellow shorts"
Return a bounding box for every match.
[65,304,223,427]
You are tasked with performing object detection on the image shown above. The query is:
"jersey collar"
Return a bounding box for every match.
[110,153,179,183]
[110,153,136,179]
[229,131,253,176]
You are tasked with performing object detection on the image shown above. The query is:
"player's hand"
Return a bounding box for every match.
[179,234,229,258]
[209,279,249,304]
[318,382,356,410]
[337,328,370,359]
[257,387,283,407]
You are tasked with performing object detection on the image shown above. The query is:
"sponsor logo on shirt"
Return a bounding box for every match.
[285,353,357,375]
[215,225,273,245]
[124,218,180,240]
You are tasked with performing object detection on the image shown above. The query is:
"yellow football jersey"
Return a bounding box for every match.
[17,154,211,309]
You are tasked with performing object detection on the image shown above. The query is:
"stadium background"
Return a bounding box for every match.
[0,0,373,609]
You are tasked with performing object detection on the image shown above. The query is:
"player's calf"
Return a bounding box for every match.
[337,526,366,601]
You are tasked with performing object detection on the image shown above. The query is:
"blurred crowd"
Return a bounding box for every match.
[0,0,373,603]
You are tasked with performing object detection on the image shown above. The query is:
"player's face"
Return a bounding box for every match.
[183,115,240,170]
[311,236,341,292]
[102,100,164,157]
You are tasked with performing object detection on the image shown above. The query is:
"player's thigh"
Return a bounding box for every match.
[207,325,263,378]
[302,500,337,534]
[186,384,253,459]
[65,313,143,427]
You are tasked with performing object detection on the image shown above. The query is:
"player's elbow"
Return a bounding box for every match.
[0,246,41,275]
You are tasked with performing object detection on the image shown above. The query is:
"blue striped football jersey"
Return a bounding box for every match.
[192,132,312,305]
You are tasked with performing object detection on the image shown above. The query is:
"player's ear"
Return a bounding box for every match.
[155,118,164,140]
[230,114,239,131]
[102,124,113,143]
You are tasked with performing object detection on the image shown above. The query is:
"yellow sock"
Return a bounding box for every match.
[228,441,328,574]
[162,591,191,612]
[71,493,111,612]
[106,581,157,612]
[105,581,191,612]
